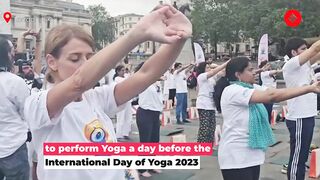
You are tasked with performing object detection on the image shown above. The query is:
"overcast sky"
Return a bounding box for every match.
[72,0,173,16]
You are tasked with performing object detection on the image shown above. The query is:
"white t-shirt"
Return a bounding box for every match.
[24,85,125,180]
[107,69,116,85]
[174,70,188,93]
[114,76,125,84]
[282,56,317,120]
[0,72,29,158]
[260,71,276,88]
[164,71,176,90]
[218,84,267,169]
[124,72,131,79]
[196,72,216,110]
[100,69,116,86]
[139,82,163,112]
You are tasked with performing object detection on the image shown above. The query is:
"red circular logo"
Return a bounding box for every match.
[284,9,302,27]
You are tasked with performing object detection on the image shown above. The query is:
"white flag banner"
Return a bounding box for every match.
[258,34,268,66]
[193,43,205,64]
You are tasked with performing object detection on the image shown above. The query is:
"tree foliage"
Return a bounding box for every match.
[191,0,320,54]
[191,0,244,57]
[88,4,115,50]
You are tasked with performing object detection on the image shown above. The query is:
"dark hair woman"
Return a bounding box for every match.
[216,57,320,180]
[195,61,228,144]
[113,64,125,80]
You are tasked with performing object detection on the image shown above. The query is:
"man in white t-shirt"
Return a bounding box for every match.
[173,62,194,124]
[0,38,30,180]
[282,38,320,180]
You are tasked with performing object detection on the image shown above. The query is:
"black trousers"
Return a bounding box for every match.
[136,107,160,173]
[221,165,260,180]
[136,107,160,143]
[168,89,176,106]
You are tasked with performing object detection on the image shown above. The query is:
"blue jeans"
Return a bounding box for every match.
[176,93,187,122]
[0,143,30,180]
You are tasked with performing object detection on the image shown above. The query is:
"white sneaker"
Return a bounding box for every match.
[281,164,288,174]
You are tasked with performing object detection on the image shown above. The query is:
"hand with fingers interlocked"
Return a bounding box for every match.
[128,5,192,44]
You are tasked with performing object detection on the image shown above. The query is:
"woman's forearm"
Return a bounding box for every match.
[207,61,229,79]
[114,39,186,105]
[33,41,42,75]
[268,86,313,103]
[139,40,186,82]
[251,85,313,104]
[16,36,25,53]
[72,31,142,91]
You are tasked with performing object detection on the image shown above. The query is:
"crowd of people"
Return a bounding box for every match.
[1,4,320,180]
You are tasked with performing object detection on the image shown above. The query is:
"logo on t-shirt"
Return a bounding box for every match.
[84,119,113,143]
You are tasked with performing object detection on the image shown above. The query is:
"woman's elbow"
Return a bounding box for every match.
[71,70,88,93]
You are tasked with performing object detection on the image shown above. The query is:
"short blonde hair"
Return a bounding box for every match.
[45,24,95,83]
[45,24,95,58]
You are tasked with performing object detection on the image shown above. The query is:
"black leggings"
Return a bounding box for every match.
[197,109,215,143]
[221,165,260,180]
[168,89,176,106]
